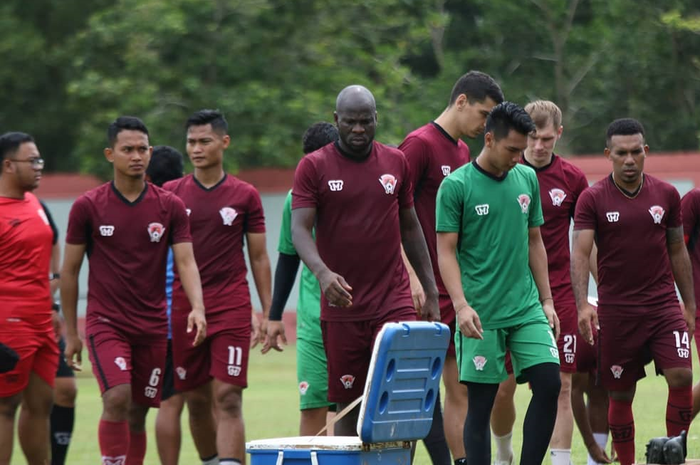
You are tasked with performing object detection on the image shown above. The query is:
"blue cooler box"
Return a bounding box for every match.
[247,321,451,465]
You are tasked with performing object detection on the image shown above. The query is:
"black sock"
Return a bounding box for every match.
[454,458,468,465]
[520,363,561,465]
[464,382,499,465]
[422,390,452,465]
[50,405,75,465]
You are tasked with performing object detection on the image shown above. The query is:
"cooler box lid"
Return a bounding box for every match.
[357,321,450,443]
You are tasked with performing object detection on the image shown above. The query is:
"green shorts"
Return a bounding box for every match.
[296,305,332,411]
[456,316,559,384]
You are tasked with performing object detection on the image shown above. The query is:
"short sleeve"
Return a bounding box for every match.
[65,196,90,245]
[436,175,463,233]
[39,200,59,244]
[528,171,544,228]
[681,190,699,237]
[573,189,597,231]
[292,156,319,210]
[168,195,192,245]
[397,152,414,209]
[245,186,266,234]
[666,185,682,229]
[277,191,296,255]
[570,168,589,219]
[399,135,429,196]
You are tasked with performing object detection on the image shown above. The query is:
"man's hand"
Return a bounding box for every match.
[408,272,426,317]
[52,311,62,340]
[318,270,353,307]
[585,441,611,464]
[682,303,696,337]
[64,333,83,371]
[542,300,560,340]
[578,303,598,345]
[262,320,287,354]
[456,304,483,339]
[421,294,440,322]
[251,314,262,348]
[187,308,207,347]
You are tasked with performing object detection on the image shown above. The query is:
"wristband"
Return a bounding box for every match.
[49,273,60,280]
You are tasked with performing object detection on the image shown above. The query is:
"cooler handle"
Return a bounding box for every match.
[274,450,319,465]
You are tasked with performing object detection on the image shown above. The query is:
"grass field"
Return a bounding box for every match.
[10,343,700,464]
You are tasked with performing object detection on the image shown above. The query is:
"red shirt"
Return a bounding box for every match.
[521,155,588,309]
[164,174,265,320]
[0,192,53,327]
[292,141,414,322]
[681,188,700,312]
[574,174,681,312]
[65,182,191,336]
[399,122,470,298]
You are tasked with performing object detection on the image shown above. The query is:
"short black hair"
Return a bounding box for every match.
[186,109,228,135]
[449,71,504,106]
[0,132,34,160]
[147,146,184,187]
[606,118,645,147]
[485,101,535,140]
[107,116,149,147]
[302,122,339,154]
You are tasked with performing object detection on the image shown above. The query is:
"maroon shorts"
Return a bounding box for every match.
[556,304,578,373]
[0,325,58,397]
[696,314,700,360]
[576,327,599,374]
[598,305,691,391]
[439,295,456,357]
[322,308,416,404]
[171,311,251,391]
[86,322,167,408]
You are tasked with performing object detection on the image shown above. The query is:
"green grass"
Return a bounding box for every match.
[10,344,700,464]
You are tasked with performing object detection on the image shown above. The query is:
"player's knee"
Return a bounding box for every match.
[527,363,561,400]
[0,394,22,417]
[54,379,77,407]
[185,388,212,415]
[665,367,693,388]
[215,384,243,417]
[128,403,149,432]
[102,385,131,416]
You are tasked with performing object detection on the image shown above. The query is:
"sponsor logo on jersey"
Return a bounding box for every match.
[147,222,166,242]
[299,381,309,395]
[475,204,489,216]
[472,356,487,371]
[517,194,531,214]
[648,205,665,224]
[610,364,624,379]
[37,208,49,225]
[378,174,397,194]
[102,455,126,465]
[678,348,690,358]
[99,225,115,236]
[144,386,158,398]
[176,367,187,380]
[441,165,451,177]
[114,357,127,371]
[340,374,355,389]
[219,207,238,226]
[565,353,575,364]
[606,212,620,222]
[328,180,344,191]
[228,365,241,376]
[549,188,567,207]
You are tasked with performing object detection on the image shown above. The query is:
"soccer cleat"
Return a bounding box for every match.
[645,436,669,464]
[662,430,687,465]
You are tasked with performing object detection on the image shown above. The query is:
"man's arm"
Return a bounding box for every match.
[571,229,597,344]
[172,242,206,346]
[399,207,438,321]
[400,247,425,315]
[571,373,611,463]
[292,207,352,307]
[247,232,272,347]
[50,242,61,298]
[528,226,560,339]
[60,243,86,370]
[667,226,696,335]
[263,252,299,354]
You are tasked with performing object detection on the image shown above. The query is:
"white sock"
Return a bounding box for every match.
[550,448,571,465]
[587,433,609,465]
[218,460,240,465]
[493,431,513,463]
[202,456,219,465]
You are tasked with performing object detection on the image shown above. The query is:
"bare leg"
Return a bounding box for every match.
[0,393,22,465]
[156,393,184,465]
[18,372,53,465]
[213,379,246,463]
[184,382,217,460]
[299,407,328,436]
[442,355,468,459]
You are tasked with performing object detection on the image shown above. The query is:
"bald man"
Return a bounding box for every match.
[292,85,439,435]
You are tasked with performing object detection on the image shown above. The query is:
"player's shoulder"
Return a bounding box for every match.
[555,155,587,178]
[224,174,262,198]
[74,181,112,205]
[162,174,191,192]
[148,183,187,207]
[375,141,405,158]
[682,187,700,202]
[512,163,538,181]
[644,173,676,192]
[402,123,433,144]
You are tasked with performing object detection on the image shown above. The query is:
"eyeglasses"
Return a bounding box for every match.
[9,158,45,168]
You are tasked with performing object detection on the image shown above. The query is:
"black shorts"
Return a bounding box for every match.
[56,336,75,378]
[161,339,179,401]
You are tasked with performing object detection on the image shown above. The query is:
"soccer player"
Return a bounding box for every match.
[436,102,562,465]
[399,70,503,465]
[147,146,187,465]
[292,85,439,435]
[572,118,695,465]
[0,132,57,465]
[264,122,339,435]
[61,117,207,465]
[164,109,272,465]
[680,188,700,420]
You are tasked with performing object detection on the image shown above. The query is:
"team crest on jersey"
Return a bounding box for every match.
[517,194,531,214]
[299,381,309,395]
[610,365,624,379]
[549,189,567,207]
[147,222,165,242]
[219,207,238,226]
[186,208,191,216]
[472,356,487,371]
[378,174,397,194]
[648,205,665,224]
[606,212,620,223]
[102,455,126,465]
[37,208,49,225]
[441,165,451,177]
[114,357,127,371]
[176,367,187,380]
[328,180,344,191]
[340,374,355,389]
[99,225,115,236]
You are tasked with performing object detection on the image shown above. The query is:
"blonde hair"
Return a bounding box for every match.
[524,100,562,130]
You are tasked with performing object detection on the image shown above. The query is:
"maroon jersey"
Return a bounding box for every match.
[164,174,265,320]
[292,141,414,322]
[65,182,191,335]
[574,174,681,312]
[399,122,470,298]
[521,155,588,307]
[681,188,700,307]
